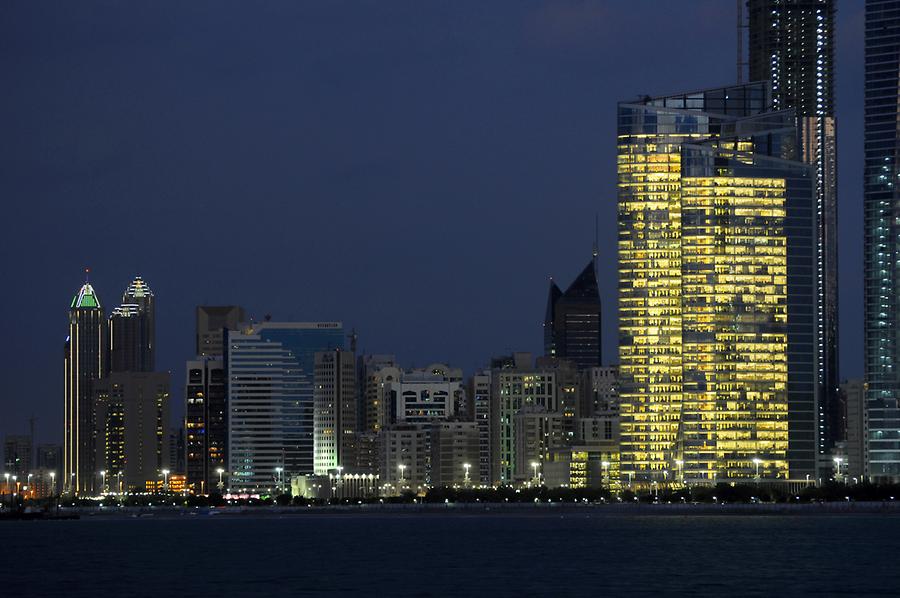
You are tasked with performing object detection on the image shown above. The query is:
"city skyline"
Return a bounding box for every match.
[2,2,865,445]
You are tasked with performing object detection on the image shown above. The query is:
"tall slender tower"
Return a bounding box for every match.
[109,276,155,372]
[864,0,900,482]
[543,255,603,369]
[747,0,839,465]
[64,275,106,495]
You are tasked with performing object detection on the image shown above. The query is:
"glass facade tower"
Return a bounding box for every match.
[64,280,106,495]
[747,0,839,461]
[864,0,900,481]
[617,83,818,485]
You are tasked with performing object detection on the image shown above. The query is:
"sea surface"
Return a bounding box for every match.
[2,510,900,596]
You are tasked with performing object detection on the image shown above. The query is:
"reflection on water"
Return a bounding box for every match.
[3,513,900,596]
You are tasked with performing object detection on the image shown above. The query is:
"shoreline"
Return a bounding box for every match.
[9,500,900,520]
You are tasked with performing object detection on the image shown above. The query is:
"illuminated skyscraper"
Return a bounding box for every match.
[544,256,603,369]
[313,349,358,475]
[747,0,839,462]
[64,277,106,495]
[109,276,154,373]
[617,83,817,485]
[864,0,900,481]
[226,322,344,490]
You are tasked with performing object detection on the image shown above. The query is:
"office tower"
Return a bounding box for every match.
[196,306,245,357]
[108,276,155,372]
[313,349,358,475]
[226,322,343,490]
[3,435,32,477]
[470,370,493,486]
[618,83,817,485]
[543,256,602,369]
[491,354,558,485]
[64,278,106,495]
[381,424,429,493]
[185,357,227,493]
[748,0,839,461]
[93,372,170,491]
[864,0,900,482]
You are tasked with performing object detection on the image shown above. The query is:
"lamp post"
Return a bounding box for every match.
[162,469,170,494]
[49,472,56,496]
[70,473,75,496]
[833,457,844,483]
[117,471,123,496]
[601,461,610,491]
[675,459,684,486]
[100,470,106,496]
[275,467,284,495]
[398,464,407,492]
[752,458,762,483]
[531,461,540,487]
[463,463,471,486]
[217,468,225,492]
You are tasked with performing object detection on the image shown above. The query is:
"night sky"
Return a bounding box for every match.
[1,1,864,443]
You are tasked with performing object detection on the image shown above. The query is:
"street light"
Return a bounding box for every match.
[601,461,610,490]
[531,461,540,486]
[752,458,762,481]
[833,457,844,482]
[463,463,471,485]
[275,467,284,494]
[100,470,106,495]
[162,469,170,494]
[675,459,684,485]
[49,472,56,496]
[217,468,225,492]
[117,471,123,496]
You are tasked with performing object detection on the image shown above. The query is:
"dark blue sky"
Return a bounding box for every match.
[0,1,864,443]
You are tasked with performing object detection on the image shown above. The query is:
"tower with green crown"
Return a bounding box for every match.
[63,273,107,495]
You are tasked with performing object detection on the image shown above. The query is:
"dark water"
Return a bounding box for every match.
[3,513,900,596]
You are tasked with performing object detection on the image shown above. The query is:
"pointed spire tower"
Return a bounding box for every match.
[109,276,155,372]
[64,269,107,495]
[543,252,602,369]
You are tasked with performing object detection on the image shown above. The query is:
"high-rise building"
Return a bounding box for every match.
[196,306,245,358]
[839,378,867,481]
[747,0,839,463]
[617,83,818,486]
[226,322,344,490]
[543,257,602,369]
[864,0,900,482]
[469,370,493,486]
[358,356,400,476]
[313,349,358,475]
[492,355,558,485]
[185,357,227,494]
[430,421,480,488]
[108,276,155,373]
[64,278,106,495]
[580,366,619,418]
[36,444,62,475]
[3,435,32,477]
[93,372,171,492]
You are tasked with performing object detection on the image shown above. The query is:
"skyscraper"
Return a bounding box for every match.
[747,0,839,463]
[543,256,602,369]
[185,357,227,494]
[864,0,900,482]
[313,349,358,475]
[226,321,344,490]
[108,276,155,373]
[64,277,106,495]
[93,371,171,491]
[617,83,818,485]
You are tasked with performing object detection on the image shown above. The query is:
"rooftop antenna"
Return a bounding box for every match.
[84,267,91,283]
[593,214,599,259]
